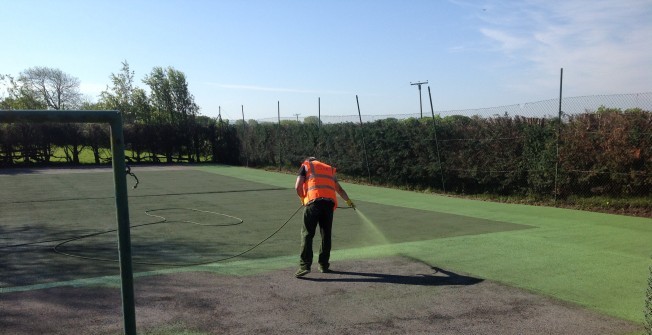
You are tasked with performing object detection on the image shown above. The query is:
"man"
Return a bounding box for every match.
[294,157,355,277]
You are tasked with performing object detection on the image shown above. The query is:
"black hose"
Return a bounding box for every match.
[51,205,304,267]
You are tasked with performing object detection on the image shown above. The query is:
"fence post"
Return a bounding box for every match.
[356,95,372,184]
[241,105,248,167]
[554,68,563,204]
[428,86,446,193]
[277,101,281,171]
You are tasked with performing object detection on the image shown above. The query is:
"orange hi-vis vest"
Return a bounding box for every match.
[302,160,338,209]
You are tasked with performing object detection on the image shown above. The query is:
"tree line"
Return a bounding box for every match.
[1,62,241,165]
[1,64,650,199]
[1,62,200,123]
[0,121,240,166]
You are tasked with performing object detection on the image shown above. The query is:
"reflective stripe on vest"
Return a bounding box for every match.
[302,160,338,209]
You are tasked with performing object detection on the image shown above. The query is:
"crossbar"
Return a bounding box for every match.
[0,109,137,335]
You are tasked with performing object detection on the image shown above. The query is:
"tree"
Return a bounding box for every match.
[17,67,82,110]
[304,116,321,125]
[132,87,152,124]
[99,61,153,124]
[1,74,46,109]
[143,66,200,161]
[167,68,199,122]
[143,67,172,123]
[100,61,135,122]
[143,66,199,124]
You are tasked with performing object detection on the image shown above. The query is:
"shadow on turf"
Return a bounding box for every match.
[300,267,484,286]
[0,222,240,288]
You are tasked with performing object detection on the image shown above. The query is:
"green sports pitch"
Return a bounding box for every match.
[1,165,650,325]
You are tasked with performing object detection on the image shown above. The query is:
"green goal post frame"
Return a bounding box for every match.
[0,110,137,335]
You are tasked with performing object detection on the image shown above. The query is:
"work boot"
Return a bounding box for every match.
[295,268,310,278]
[318,265,331,273]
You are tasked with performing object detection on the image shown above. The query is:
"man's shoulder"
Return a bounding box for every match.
[297,164,307,176]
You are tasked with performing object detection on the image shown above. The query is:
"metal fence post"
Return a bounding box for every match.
[554,68,563,205]
[428,86,446,193]
[110,114,137,335]
[356,95,372,184]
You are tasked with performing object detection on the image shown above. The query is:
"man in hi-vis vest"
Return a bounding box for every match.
[294,157,355,277]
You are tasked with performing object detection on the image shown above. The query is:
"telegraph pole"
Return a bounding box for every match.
[293,113,301,122]
[410,80,428,118]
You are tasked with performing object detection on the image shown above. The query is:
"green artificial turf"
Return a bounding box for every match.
[1,165,650,325]
[199,165,652,324]
[1,168,523,285]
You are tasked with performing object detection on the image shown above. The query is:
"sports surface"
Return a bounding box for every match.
[0,165,649,334]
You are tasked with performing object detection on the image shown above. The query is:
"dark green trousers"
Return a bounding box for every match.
[300,200,334,270]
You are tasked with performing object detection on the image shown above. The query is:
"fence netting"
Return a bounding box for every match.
[1,92,650,213]
[246,92,652,210]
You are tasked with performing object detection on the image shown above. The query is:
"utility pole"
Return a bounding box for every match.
[293,113,300,122]
[410,80,428,118]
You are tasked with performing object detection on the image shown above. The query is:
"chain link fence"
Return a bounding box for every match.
[2,92,649,214]
[257,93,652,124]
[245,92,651,215]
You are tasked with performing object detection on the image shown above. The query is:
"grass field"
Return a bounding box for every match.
[1,165,651,332]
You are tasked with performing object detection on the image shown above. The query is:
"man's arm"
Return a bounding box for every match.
[335,181,351,202]
[295,175,306,198]
[334,176,355,208]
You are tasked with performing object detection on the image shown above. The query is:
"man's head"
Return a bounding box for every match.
[305,156,317,162]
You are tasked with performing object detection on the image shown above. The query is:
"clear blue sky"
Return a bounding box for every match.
[2,0,651,120]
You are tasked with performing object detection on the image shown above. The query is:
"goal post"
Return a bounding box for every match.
[0,110,137,335]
